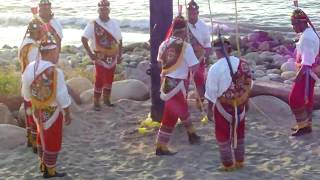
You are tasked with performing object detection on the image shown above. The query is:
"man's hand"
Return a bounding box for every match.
[89,52,98,62]
[64,113,72,126]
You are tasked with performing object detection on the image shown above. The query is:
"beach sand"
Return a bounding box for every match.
[0,96,319,180]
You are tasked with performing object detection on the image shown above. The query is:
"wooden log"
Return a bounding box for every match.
[250,80,320,110]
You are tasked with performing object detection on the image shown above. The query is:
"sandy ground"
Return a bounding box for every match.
[0,97,319,180]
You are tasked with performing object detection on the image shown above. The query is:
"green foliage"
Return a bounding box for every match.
[0,65,21,97]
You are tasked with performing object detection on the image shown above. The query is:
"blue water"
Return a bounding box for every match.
[0,0,319,46]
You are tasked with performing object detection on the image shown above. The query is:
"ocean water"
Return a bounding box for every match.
[0,0,319,47]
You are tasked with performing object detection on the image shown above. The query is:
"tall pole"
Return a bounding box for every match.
[149,0,173,122]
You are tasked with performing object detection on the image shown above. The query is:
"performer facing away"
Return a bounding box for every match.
[289,9,320,136]
[38,0,63,51]
[22,33,72,178]
[155,15,201,156]
[19,12,44,153]
[205,38,252,171]
[82,0,123,111]
[187,0,211,108]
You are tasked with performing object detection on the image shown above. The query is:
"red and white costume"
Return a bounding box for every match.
[22,59,71,168]
[156,36,199,147]
[205,56,252,168]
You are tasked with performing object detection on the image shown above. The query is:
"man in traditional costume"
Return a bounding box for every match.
[205,38,252,171]
[82,0,122,111]
[22,33,72,178]
[155,15,201,156]
[289,9,319,136]
[19,12,44,153]
[38,0,63,51]
[187,0,211,108]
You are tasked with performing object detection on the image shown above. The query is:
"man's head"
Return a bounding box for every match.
[27,18,45,41]
[39,0,53,22]
[291,9,309,33]
[212,37,232,59]
[40,33,59,64]
[172,16,187,39]
[187,0,199,25]
[98,0,110,21]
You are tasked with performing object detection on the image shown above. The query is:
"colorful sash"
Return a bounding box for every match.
[218,59,252,107]
[189,29,206,60]
[94,21,119,57]
[160,39,186,75]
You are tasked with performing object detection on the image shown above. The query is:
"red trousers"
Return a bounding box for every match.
[94,64,116,94]
[36,113,63,168]
[193,61,206,98]
[213,104,245,167]
[24,100,36,138]
[289,71,315,124]
[156,91,192,145]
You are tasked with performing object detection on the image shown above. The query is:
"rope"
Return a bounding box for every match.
[207,0,214,41]
[234,0,241,56]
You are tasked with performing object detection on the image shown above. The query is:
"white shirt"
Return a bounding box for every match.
[205,56,240,103]
[82,18,122,51]
[188,19,211,48]
[22,60,71,109]
[50,18,63,39]
[157,37,199,79]
[296,27,320,66]
[18,37,40,64]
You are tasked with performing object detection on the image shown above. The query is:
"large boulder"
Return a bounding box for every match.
[281,61,297,72]
[254,70,266,78]
[272,54,287,68]
[111,79,150,101]
[266,69,281,75]
[243,52,262,65]
[0,103,17,126]
[80,79,150,104]
[0,124,26,151]
[80,89,94,105]
[259,51,275,63]
[281,71,296,80]
[66,77,93,97]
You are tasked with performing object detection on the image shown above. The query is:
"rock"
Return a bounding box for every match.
[281,71,296,80]
[272,54,287,67]
[254,70,266,78]
[266,69,281,75]
[284,80,293,84]
[268,73,283,82]
[123,42,150,53]
[258,41,270,51]
[243,52,262,65]
[228,35,242,50]
[0,124,26,151]
[248,31,272,43]
[268,32,285,44]
[85,65,95,75]
[281,61,297,72]
[259,51,275,63]
[80,89,93,105]
[80,79,150,104]
[0,103,17,126]
[61,45,81,54]
[0,96,24,112]
[125,67,151,87]
[18,104,26,128]
[137,60,150,73]
[255,65,266,71]
[66,77,93,97]
[256,76,270,81]
[111,79,150,101]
